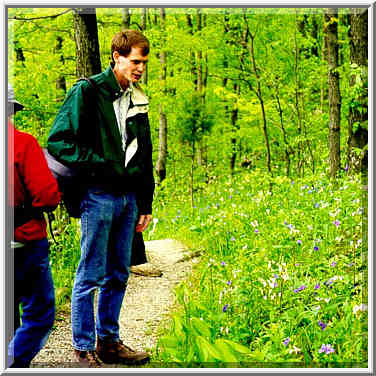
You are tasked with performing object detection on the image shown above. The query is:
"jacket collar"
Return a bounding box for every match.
[101,64,149,105]
[100,65,123,101]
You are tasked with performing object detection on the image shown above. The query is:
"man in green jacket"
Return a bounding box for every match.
[48,30,154,367]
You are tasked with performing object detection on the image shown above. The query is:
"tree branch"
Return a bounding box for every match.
[9,8,72,21]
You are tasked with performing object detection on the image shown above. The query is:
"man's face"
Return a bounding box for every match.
[113,46,149,89]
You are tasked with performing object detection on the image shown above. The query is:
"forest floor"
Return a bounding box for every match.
[31,239,200,368]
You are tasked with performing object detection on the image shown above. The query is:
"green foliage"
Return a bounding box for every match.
[48,215,81,311]
[149,169,367,367]
[179,93,214,144]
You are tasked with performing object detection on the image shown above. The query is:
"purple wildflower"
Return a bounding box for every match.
[226,280,232,286]
[330,261,336,267]
[297,240,302,245]
[318,344,335,354]
[333,220,340,227]
[229,195,233,199]
[314,283,320,290]
[308,190,312,194]
[222,304,229,313]
[324,280,333,287]
[314,246,319,251]
[345,164,349,172]
[283,337,290,346]
[318,321,327,331]
[274,274,279,279]
[315,202,320,208]
[293,285,306,293]
[230,236,235,241]
[254,229,259,233]
[221,261,226,266]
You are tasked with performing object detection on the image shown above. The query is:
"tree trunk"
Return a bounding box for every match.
[55,36,66,101]
[248,32,272,175]
[141,8,148,85]
[294,12,315,175]
[196,8,204,167]
[141,8,147,30]
[311,14,319,57]
[155,8,167,184]
[347,8,368,173]
[73,8,101,78]
[230,83,240,172]
[274,87,292,176]
[320,13,328,112]
[186,14,197,88]
[294,17,304,176]
[121,8,130,29]
[325,8,341,178]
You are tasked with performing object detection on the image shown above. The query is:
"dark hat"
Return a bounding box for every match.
[8,83,24,114]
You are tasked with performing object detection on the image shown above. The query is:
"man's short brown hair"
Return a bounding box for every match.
[111,29,149,62]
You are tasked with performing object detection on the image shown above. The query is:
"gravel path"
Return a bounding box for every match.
[31,239,200,368]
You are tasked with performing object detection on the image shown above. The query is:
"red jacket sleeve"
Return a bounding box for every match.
[19,134,61,211]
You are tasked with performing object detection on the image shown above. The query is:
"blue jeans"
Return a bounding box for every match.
[8,238,55,368]
[71,188,138,351]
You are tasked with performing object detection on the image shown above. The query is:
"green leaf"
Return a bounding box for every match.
[158,335,180,349]
[191,317,212,338]
[173,315,185,338]
[221,339,252,354]
[214,339,240,362]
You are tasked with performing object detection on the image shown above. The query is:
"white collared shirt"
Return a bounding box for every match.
[113,81,134,151]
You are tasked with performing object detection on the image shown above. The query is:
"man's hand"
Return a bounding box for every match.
[135,214,152,232]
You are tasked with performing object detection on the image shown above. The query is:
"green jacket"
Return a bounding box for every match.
[47,65,154,214]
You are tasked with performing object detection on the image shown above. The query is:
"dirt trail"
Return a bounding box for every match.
[31,239,200,368]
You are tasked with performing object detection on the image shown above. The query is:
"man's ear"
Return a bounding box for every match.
[113,51,119,64]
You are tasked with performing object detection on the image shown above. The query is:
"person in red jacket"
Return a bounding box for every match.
[7,83,61,368]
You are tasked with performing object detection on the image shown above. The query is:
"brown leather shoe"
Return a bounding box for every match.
[73,349,103,367]
[130,263,163,277]
[96,338,150,365]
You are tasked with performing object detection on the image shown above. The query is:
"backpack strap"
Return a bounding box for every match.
[77,77,97,111]
[77,77,97,92]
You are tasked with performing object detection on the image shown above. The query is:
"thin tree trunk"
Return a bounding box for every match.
[294,12,304,177]
[73,8,101,78]
[196,8,204,167]
[190,140,195,210]
[230,84,240,172]
[248,32,272,175]
[121,8,130,29]
[347,8,368,173]
[55,36,66,101]
[274,88,292,176]
[141,8,148,85]
[155,8,167,184]
[325,8,341,178]
[311,14,319,57]
[186,14,197,88]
